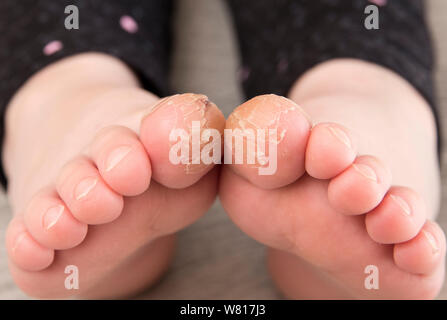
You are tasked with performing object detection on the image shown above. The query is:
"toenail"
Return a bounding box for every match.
[12,233,26,253]
[75,177,98,200]
[105,146,132,171]
[422,230,440,254]
[352,163,377,182]
[43,205,64,230]
[327,126,351,149]
[390,194,411,216]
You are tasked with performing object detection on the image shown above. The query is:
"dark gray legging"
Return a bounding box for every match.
[0,0,439,188]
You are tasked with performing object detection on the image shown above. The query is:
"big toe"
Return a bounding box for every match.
[140,94,225,189]
[225,94,312,189]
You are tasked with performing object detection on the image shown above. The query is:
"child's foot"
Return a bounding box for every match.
[3,54,225,298]
[220,60,446,299]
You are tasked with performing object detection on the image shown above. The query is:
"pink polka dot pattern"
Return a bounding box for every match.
[120,15,139,34]
[238,66,251,82]
[43,40,63,56]
[277,58,289,73]
[369,0,387,6]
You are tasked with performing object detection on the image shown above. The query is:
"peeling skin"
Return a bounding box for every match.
[160,94,216,175]
[182,96,212,174]
[231,94,298,144]
[147,94,179,115]
[228,94,301,168]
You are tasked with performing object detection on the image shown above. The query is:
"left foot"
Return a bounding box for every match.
[3,53,225,298]
[220,60,446,299]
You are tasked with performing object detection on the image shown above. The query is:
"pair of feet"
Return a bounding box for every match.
[3,53,445,299]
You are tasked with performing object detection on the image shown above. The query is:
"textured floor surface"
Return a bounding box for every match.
[0,0,446,299]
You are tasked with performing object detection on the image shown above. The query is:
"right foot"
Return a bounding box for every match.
[220,90,446,299]
[3,54,225,298]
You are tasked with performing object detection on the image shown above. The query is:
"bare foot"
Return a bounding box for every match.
[3,53,225,298]
[220,59,445,299]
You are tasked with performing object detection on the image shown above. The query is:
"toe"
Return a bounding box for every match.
[6,217,54,271]
[23,188,87,250]
[140,94,225,189]
[328,155,392,215]
[305,123,357,179]
[90,125,151,196]
[56,157,124,224]
[225,94,311,189]
[365,187,426,244]
[394,221,446,275]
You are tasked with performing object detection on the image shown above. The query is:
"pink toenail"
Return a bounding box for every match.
[390,194,411,216]
[105,146,132,171]
[12,233,26,253]
[422,230,440,254]
[352,163,377,182]
[43,205,64,230]
[327,126,351,149]
[75,177,98,200]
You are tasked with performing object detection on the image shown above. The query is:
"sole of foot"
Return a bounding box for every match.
[5,91,225,299]
[220,91,445,299]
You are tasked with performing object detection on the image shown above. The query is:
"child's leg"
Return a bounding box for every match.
[221,0,445,298]
[1,2,225,298]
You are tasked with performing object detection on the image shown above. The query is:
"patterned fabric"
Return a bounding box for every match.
[0,0,173,187]
[227,0,440,157]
